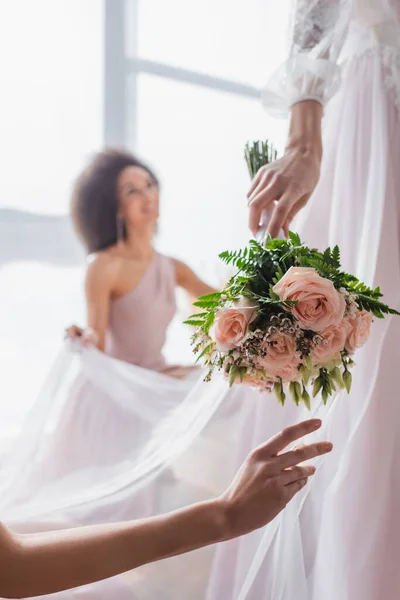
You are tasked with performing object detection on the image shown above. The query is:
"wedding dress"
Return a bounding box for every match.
[1,1,400,599]
[206,1,400,599]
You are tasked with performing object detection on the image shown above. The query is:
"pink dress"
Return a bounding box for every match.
[7,253,180,491]
[106,252,176,372]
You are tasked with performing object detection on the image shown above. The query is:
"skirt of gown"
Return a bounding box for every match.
[0,49,399,600]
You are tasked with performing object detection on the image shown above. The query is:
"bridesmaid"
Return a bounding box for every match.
[67,148,216,379]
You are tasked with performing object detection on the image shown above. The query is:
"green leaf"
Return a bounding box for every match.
[302,387,311,410]
[289,381,301,406]
[195,343,215,363]
[186,312,208,320]
[332,245,340,266]
[196,292,222,302]
[274,379,286,405]
[304,354,313,372]
[312,376,323,398]
[300,365,311,386]
[229,366,238,387]
[288,231,302,247]
[193,299,219,309]
[244,139,279,179]
[203,311,215,335]
[238,366,247,382]
[330,366,344,390]
[184,318,207,327]
[343,370,352,394]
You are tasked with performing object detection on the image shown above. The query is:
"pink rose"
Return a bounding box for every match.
[259,332,300,382]
[273,267,346,332]
[345,310,373,354]
[211,298,258,352]
[312,321,351,366]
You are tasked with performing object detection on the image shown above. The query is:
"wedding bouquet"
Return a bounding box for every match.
[186,141,399,407]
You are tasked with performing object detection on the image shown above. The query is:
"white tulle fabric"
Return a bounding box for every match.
[0,342,260,599]
[262,0,400,116]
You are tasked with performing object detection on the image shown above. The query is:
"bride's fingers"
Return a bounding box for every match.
[282,193,310,234]
[248,179,281,235]
[267,189,301,239]
[247,168,275,205]
[247,168,264,198]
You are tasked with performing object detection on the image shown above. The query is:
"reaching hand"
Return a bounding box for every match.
[219,419,332,539]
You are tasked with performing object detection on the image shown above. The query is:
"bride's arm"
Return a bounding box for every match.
[248,0,344,237]
[0,419,331,598]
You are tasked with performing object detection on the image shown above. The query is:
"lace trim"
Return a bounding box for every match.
[292,0,345,53]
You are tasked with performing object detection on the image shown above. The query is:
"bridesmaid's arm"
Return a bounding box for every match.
[173,259,217,301]
[0,502,224,598]
[83,256,115,351]
[65,258,114,351]
[0,419,330,598]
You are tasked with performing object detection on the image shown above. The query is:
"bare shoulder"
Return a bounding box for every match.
[85,250,121,292]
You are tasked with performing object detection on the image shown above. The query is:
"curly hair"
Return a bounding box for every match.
[71,148,158,253]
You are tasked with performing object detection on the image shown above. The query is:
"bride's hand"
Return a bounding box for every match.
[247,146,321,238]
[247,101,323,238]
[218,419,332,539]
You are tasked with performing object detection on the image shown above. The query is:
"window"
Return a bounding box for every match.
[108,0,288,361]
[0,0,103,422]
[0,0,288,422]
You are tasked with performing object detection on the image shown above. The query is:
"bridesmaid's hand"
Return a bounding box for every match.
[247,100,323,238]
[65,324,84,340]
[64,325,98,347]
[218,419,332,539]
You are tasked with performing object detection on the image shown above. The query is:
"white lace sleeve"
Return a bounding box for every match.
[262,0,346,117]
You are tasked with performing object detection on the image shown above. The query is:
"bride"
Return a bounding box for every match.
[229,1,400,599]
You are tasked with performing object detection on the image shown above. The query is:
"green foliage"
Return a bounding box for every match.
[244,140,278,180]
[184,138,399,408]
[215,233,399,321]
